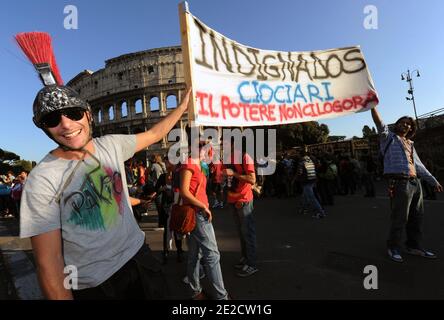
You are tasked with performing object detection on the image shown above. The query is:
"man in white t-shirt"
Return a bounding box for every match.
[20,84,191,299]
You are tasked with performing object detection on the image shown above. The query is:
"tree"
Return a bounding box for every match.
[13,160,33,173]
[328,136,346,142]
[275,121,330,150]
[0,149,20,162]
[0,148,33,174]
[362,125,377,138]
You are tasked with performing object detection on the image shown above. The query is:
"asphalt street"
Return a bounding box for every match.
[1,180,443,300]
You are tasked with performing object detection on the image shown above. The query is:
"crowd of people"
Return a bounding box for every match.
[258,149,379,217]
[4,110,443,300]
[122,134,260,300]
[0,170,28,219]
[119,106,443,289]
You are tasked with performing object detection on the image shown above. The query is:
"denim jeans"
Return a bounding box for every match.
[231,201,257,268]
[387,177,424,250]
[187,211,228,300]
[302,182,324,214]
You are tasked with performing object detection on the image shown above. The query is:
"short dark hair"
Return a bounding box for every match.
[395,116,416,139]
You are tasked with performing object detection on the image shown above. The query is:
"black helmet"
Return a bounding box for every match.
[33,85,91,128]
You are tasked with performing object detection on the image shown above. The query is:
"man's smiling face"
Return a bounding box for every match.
[45,110,91,150]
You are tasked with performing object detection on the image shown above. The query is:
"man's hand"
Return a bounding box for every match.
[135,88,192,152]
[203,206,212,223]
[371,106,383,131]
[140,199,152,209]
[435,183,443,193]
[178,87,192,111]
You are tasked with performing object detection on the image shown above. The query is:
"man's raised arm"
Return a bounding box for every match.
[371,107,383,132]
[135,88,191,152]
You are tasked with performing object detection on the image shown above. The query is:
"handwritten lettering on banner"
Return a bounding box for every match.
[184,12,378,127]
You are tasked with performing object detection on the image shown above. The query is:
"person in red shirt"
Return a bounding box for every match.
[179,135,229,300]
[223,138,258,278]
[137,161,146,187]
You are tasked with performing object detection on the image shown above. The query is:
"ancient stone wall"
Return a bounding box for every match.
[67,46,188,160]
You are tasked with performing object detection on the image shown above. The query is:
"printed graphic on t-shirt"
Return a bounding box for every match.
[64,163,124,231]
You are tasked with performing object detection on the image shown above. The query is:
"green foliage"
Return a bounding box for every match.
[275,122,330,150]
[0,162,12,174]
[0,148,20,161]
[328,136,346,142]
[362,125,377,138]
[0,148,32,174]
[13,160,33,173]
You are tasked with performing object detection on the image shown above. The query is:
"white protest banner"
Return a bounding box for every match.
[179,3,379,127]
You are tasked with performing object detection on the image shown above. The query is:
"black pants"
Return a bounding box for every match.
[72,244,169,300]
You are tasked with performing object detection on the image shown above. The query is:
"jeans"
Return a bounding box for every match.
[302,182,324,214]
[187,211,228,300]
[231,201,257,268]
[387,177,424,250]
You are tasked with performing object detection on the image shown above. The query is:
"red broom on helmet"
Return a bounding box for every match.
[15,31,92,151]
[15,31,64,86]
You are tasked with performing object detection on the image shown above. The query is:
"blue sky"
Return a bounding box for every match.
[1,0,443,162]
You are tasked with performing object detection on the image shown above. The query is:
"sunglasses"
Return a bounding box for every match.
[41,108,86,128]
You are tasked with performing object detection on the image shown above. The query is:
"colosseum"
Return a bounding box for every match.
[67,45,188,162]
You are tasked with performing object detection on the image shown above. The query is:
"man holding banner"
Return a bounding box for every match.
[371,107,443,263]
[179,4,378,128]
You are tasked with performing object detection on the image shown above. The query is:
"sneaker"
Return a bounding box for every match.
[312,213,323,219]
[191,291,208,300]
[388,248,403,262]
[234,257,247,270]
[212,200,220,209]
[236,265,258,277]
[405,247,437,259]
[182,273,206,284]
[219,202,224,209]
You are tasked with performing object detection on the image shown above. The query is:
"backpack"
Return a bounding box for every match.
[324,163,337,180]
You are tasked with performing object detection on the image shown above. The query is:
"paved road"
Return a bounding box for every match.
[1,180,443,299]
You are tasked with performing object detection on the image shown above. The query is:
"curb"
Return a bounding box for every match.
[2,249,43,300]
[0,219,43,300]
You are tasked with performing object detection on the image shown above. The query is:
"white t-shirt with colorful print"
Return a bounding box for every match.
[20,135,145,289]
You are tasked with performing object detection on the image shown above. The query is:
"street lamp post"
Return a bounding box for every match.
[401,69,420,128]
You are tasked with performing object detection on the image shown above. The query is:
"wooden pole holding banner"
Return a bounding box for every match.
[178,1,196,125]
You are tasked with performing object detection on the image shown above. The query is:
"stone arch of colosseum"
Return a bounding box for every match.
[67,46,189,161]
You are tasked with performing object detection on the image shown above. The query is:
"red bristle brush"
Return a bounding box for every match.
[15,32,64,86]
